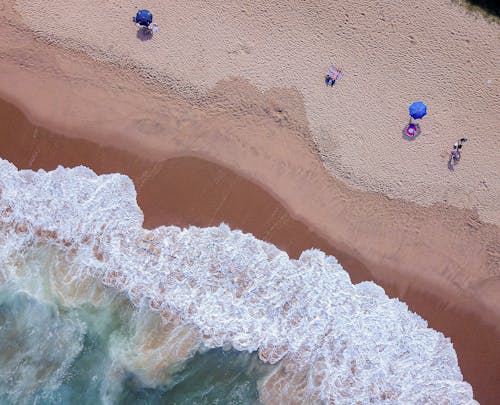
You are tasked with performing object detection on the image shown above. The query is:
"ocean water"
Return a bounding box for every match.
[0,266,267,405]
[0,158,477,404]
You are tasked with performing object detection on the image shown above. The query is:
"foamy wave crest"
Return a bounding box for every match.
[0,159,477,404]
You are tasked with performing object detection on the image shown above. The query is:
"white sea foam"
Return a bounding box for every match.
[0,158,477,404]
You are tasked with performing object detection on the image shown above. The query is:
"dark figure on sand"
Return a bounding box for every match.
[325,68,342,87]
[450,138,468,165]
[325,74,335,87]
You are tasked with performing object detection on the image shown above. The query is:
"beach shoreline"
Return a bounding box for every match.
[10,0,500,225]
[1,0,499,402]
[1,96,499,403]
[1,24,498,322]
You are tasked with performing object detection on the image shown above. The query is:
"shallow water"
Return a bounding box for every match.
[0,264,267,405]
[0,158,477,404]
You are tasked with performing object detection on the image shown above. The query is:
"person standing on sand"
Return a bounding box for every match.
[450,138,468,162]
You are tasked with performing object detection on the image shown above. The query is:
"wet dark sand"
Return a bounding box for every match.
[1,97,499,404]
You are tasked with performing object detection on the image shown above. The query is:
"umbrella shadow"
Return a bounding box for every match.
[136,28,153,41]
[401,124,421,141]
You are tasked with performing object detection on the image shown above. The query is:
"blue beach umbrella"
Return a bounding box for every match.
[135,9,153,26]
[408,101,427,120]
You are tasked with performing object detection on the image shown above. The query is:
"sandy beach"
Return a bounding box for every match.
[1,0,499,403]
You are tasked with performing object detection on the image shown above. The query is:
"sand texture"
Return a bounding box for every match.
[1,97,499,403]
[1,0,500,402]
[11,0,500,225]
[2,0,499,320]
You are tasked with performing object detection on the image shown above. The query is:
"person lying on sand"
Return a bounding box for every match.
[325,67,343,87]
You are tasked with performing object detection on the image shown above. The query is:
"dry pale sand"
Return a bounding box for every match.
[11,0,500,225]
[1,0,500,402]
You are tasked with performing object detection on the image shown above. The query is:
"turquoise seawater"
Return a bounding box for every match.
[0,275,269,405]
[0,159,477,404]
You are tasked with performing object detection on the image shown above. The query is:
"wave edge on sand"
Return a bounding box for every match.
[0,158,477,404]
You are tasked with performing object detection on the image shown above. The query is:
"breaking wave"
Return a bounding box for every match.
[0,158,477,404]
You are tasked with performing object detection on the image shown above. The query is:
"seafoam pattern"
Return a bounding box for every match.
[0,159,477,404]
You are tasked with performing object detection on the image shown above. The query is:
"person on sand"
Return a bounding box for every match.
[325,74,334,87]
[325,66,343,87]
[403,116,420,138]
[450,138,468,162]
[330,68,343,86]
[332,68,342,84]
